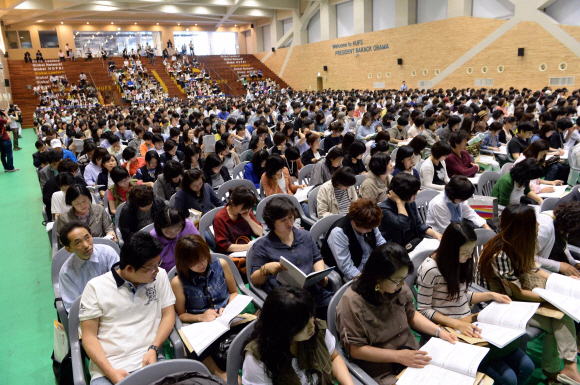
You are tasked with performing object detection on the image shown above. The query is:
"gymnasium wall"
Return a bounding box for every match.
[256,16,580,91]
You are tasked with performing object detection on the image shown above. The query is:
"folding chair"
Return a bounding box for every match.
[198,207,223,251]
[114,202,126,247]
[52,248,73,337]
[414,189,440,223]
[117,360,210,385]
[354,174,365,193]
[217,179,259,203]
[310,214,346,245]
[255,194,315,228]
[232,161,248,180]
[245,244,268,301]
[540,197,559,212]
[168,193,177,207]
[501,162,514,175]
[240,149,252,162]
[476,171,501,197]
[298,163,315,185]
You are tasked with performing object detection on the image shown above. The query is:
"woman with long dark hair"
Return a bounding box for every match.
[242,286,353,385]
[418,222,533,385]
[244,149,269,189]
[391,145,420,180]
[514,140,564,193]
[478,204,580,384]
[309,147,345,187]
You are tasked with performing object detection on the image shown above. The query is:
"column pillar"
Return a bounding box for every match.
[353,0,373,35]
[447,0,472,18]
[395,0,417,27]
[320,0,337,41]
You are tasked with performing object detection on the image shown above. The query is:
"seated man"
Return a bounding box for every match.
[321,199,386,280]
[79,232,175,385]
[42,159,86,219]
[59,221,119,312]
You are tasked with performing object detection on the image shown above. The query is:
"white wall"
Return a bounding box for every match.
[472,0,514,19]
[336,1,354,38]
[262,24,271,52]
[244,30,252,54]
[308,9,321,43]
[282,18,293,47]
[372,0,396,31]
[417,0,447,23]
[545,0,580,26]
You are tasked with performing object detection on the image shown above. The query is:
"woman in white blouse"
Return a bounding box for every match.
[419,141,452,191]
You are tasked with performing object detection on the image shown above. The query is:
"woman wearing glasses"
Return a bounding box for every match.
[335,243,458,385]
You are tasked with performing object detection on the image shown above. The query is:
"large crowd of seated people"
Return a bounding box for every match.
[33,84,580,385]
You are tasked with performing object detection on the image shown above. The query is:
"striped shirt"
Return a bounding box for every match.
[416,257,474,320]
[334,188,351,214]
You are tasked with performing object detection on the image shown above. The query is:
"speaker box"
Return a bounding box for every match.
[323,65,328,71]
[397,58,403,65]
[4,79,9,87]
[518,48,524,56]
[251,23,254,28]
[4,52,8,58]
[272,47,275,52]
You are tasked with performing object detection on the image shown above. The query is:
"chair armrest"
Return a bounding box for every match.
[169,328,185,359]
[249,285,268,301]
[336,346,378,385]
[468,283,490,293]
[55,300,70,339]
[479,149,494,156]
[301,214,316,228]
[238,285,264,308]
[71,337,86,385]
[115,229,124,248]
[327,270,342,293]
[568,245,580,260]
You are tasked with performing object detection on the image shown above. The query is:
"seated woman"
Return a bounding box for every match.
[243,149,269,189]
[364,138,390,169]
[300,132,326,166]
[342,140,367,175]
[478,205,580,384]
[160,139,184,164]
[317,167,358,218]
[491,158,544,206]
[514,139,564,193]
[417,222,533,385]
[321,199,386,280]
[173,169,224,217]
[251,196,334,317]
[151,207,199,270]
[335,243,458,385]
[445,130,479,178]
[378,173,442,247]
[391,145,420,180]
[107,166,152,215]
[118,185,166,243]
[242,285,353,385]
[244,135,266,162]
[203,153,231,190]
[285,146,304,182]
[215,138,240,175]
[121,147,146,177]
[213,186,262,255]
[270,132,287,157]
[135,150,163,182]
[155,160,184,201]
[84,147,109,186]
[172,234,246,381]
[359,153,392,204]
[419,141,452,191]
[183,143,204,171]
[408,135,428,165]
[261,155,306,197]
[322,121,344,153]
[96,154,118,198]
[59,184,116,241]
[426,175,492,234]
[309,147,345,187]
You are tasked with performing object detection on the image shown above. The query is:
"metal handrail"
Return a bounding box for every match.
[200,61,233,92]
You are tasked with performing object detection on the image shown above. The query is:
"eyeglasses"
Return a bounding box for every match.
[385,275,409,286]
[141,259,162,273]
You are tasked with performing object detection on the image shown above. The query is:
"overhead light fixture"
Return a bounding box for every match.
[134,22,137,25]
[87,22,89,24]
[117,27,121,31]
[235,24,237,27]
[111,22,114,24]
[178,23,180,26]
[195,23,198,26]
[157,23,159,25]
[186,28,189,31]
[61,22,63,24]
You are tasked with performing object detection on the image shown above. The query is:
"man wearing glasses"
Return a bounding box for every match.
[79,232,176,385]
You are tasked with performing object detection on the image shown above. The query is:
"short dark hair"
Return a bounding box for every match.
[163,139,177,152]
[390,172,421,201]
[152,134,164,144]
[109,135,120,145]
[111,166,130,184]
[122,146,137,160]
[368,152,391,176]
[262,196,298,230]
[431,141,453,159]
[57,158,79,173]
[214,139,228,154]
[331,167,356,188]
[349,140,366,158]
[445,175,475,201]
[163,160,184,180]
[153,206,186,239]
[489,121,503,132]
[394,145,414,171]
[119,232,163,271]
[517,121,534,133]
[285,146,300,161]
[510,157,544,186]
[56,172,75,188]
[264,155,285,178]
[65,184,92,205]
[227,186,257,210]
[448,115,461,128]
[128,185,155,208]
[449,130,469,148]
[35,140,46,149]
[325,147,344,169]
[59,220,91,247]
[554,201,580,237]
[47,149,63,164]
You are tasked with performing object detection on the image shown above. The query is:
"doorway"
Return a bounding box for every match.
[317,77,323,91]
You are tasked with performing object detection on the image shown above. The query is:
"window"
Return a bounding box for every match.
[39,30,59,48]
[4,30,32,49]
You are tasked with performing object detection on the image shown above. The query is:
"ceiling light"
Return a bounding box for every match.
[178,23,180,26]
[87,22,89,24]
[37,20,43,22]
[111,22,114,24]
[134,22,137,25]
[195,24,197,26]
[235,24,237,27]
[61,22,63,24]
[157,23,159,25]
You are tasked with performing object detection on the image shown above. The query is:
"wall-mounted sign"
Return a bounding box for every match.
[333,39,389,56]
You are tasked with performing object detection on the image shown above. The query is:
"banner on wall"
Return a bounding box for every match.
[32,59,64,85]
[333,39,389,56]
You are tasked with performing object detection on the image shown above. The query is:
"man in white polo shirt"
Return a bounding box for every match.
[79,232,176,385]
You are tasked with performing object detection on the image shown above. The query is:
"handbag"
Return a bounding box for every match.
[544,155,560,168]
[519,272,547,291]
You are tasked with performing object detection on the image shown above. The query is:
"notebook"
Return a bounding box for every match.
[276,257,334,288]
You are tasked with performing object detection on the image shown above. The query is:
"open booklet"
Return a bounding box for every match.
[470,301,539,348]
[276,256,334,288]
[533,273,580,322]
[203,134,216,153]
[229,238,260,259]
[396,338,489,385]
[294,186,314,203]
[179,294,254,355]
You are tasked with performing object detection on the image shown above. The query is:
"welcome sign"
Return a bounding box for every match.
[333,39,389,56]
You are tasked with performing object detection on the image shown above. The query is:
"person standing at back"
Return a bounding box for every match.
[0,110,18,172]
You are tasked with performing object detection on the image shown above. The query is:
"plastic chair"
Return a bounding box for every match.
[477,171,501,197]
[354,174,365,193]
[404,249,435,300]
[501,162,514,175]
[114,202,126,247]
[298,163,315,185]
[540,197,559,213]
[198,207,223,250]
[310,214,346,245]
[217,179,259,203]
[169,193,177,207]
[255,194,315,228]
[245,244,268,301]
[232,161,248,180]
[472,228,496,278]
[307,185,321,219]
[52,248,73,337]
[139,223,155,234]
[414,189,440,223]
[414,159,424,172]
[240,149,251,162]
[153,179,159,197]
[117,360,210,385]
[52,217,60,257]
[227,320,256,385]
[327,281,379,385]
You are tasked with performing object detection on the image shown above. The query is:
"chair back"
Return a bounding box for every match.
[354,174,365,193]
[69,297,86,385]
[327,281,353,340]
[52,217,60,257]
[117,360,210,385]
[473,228,496,271]
[198,207,223,249]
[115,202,126,247]
[298,163,316,185]
[52,248,73,335]
[227,321,256,385]
[93,237,121,254]
[404,249,434,300]
[168,193,177,207]
[362,154,371,168]
[153,179,159,197]
[310,214,345,245]
[217,179,259,203]
[245,244,268,301]
[255,194,314,228]
[232,161,249,180]
[139,223,155,234]
[240,149,251,162]
[308,185,321,219]
[506,140,516,162]
[501,162,514,175]
[540,197,559,213]
[415,189,440,223]
[259,180,266,200]
[414,160,424,173]
[167,266,177,281]
[476,171,501,196]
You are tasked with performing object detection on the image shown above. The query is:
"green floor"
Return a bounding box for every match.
[0,129,574,385]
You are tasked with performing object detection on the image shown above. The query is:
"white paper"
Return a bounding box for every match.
[477,301,539,330]
[180,294,253,354]
[468,174,481,185]
[493,146,507,155]
[538,184,568,198]
[546,273,580,298]
[546,149,568,161]
[477,155,495,164]
[421,338,489,377]
[230,251,247,258]
[276,256,334,288]
[294,186,314,202]
[397,365,474,385]
[203,134,216,153]
[533,288,580,323]
[474,323,526,349]
[409,238,440,260]
[234,138,243,153]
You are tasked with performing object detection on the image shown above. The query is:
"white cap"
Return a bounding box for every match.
[50,139,62,148]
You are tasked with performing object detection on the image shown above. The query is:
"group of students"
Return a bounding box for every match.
[33,84,580,385]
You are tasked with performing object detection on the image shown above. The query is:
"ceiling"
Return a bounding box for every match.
[0,0,299,28]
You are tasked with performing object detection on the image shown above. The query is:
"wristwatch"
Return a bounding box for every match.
[148,345,160,355]
[435,326,444,338]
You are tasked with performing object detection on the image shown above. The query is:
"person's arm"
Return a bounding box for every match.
[316,186,332,218]
[243,211,263,237]
[250,244,286,286]
[420,163,443,191]
[408,311,457,344]
[505,279,546,302]
[208,186,226,208]
[142,305,175,367]
[327,229,362,280]
[330,350,354,385]
[526,189,543,205]
[101,207,117,241]
[461,201,488,229]
[261,174,276,196]
[108,198,117,215]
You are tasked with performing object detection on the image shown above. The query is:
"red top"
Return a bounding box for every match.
[123,158,146,176]
[213,206,261,254]
[445,150,478,178]
[107,180,142,202]
[0,119,9,141]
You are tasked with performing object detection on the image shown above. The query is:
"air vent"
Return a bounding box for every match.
[434,69,440,75]
[411,70,417,77]
[539,63,547,72]
[386,72,391,77]
[475,78,494,86]
[549,77,574,86]
[422,69,428,76]
[467,67,473,74]
[377,72,381,78]
[368,73,372,79]
[497,65,504,73]
[559,62,567,71]
[418,81,433,88]
[481,66,488,74]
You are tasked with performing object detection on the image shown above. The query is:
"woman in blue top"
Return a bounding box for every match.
[243,149,269,189]
[391,145,420,180]
[356,114,376,142]
[171,234,245,381]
